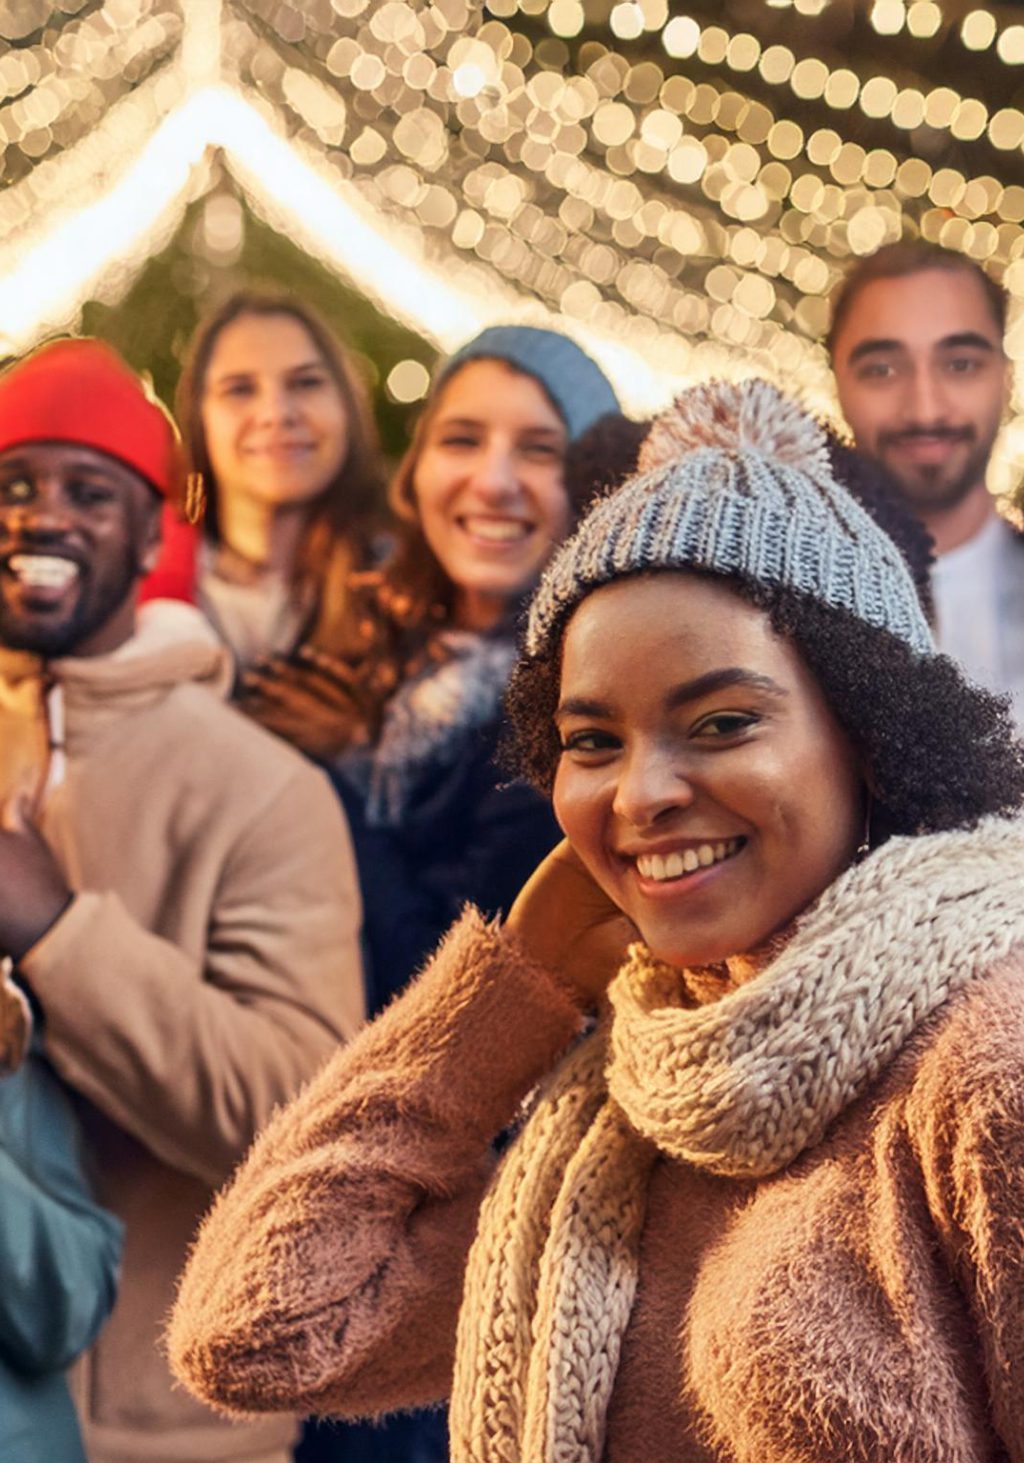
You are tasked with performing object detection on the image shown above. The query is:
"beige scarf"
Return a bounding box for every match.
[449,816,1024,1463]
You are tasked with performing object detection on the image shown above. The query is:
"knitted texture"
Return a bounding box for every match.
[0,337,181,496]
[524,379,934,658]
[448,814,1024,1462]
[435,325,620,442]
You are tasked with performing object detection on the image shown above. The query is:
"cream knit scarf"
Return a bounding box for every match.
[449,815,1024,1463]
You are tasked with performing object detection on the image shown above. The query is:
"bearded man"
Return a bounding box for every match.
[829,240,1024,720]
[0,337,364,1463]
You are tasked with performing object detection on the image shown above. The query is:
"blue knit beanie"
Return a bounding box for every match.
[525,379,935,659]
[436,325,619,442]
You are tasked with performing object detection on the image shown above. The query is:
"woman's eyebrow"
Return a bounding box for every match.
[556,669,787,723]
[432,415,484,430]
[555,695,613,722]
[283,360,331,374]
[212,359,326,384]
[665,667,788,709]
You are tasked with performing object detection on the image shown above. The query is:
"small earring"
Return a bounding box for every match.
[855,795,872,862]
[184,472,206,525]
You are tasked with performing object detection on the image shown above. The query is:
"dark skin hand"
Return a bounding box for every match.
[237,646,375,761]
[0,796,72,962]
[506,838,638,1008]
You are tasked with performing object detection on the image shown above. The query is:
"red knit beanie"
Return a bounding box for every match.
[0,337,181,497]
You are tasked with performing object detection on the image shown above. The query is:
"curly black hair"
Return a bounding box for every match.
[504,442,1024,842]
[562,411,650,517]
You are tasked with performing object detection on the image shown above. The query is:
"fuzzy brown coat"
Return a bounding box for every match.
[169,904,1024,1462]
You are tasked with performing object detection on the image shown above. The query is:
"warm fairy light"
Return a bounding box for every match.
[610,4,644,41]
[662,15,699,58]
[891,89,925,130]
[824,70,860,110]
[907,2,941,39]
[871,0,906,34]
[961,10,996,50]
[952,99,989,142]
[5,0,1024,485]
[990,109,1024,151]
[997,25,1024,65]
[860,77,898,120]
[386,358,431,403]
[547,0,584,38]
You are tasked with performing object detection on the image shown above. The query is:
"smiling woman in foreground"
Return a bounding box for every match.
[168,381,1024,1463]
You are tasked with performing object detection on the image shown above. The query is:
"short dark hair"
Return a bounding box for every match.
[503,437,1024,844]
[826,241,1007,358]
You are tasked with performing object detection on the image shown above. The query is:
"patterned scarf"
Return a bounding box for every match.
[344,630,516,826]
[449,816,1024,1462]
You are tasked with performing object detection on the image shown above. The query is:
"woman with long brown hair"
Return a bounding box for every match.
[175,290,384,671]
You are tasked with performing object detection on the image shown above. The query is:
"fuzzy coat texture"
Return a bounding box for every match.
[170,815,1024,1463]
[0,602,365,1463]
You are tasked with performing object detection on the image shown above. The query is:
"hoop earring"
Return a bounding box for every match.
[184,472,206,525]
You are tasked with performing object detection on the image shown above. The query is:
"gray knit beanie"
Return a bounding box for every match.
[524,379,935,658]
[436,325,620,442]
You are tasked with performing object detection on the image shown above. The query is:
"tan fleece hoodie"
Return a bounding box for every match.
[1,601,365,1463]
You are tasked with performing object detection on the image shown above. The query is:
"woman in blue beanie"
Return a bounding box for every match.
[241,325,638,1463]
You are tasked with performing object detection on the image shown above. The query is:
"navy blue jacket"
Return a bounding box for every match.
[331,715,559,1015]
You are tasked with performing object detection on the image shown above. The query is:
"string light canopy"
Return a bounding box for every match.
[2,0,1024,485]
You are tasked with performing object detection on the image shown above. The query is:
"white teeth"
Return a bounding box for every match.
[635,838,741,883]
[462,517,530,542]
[8,554,79,589]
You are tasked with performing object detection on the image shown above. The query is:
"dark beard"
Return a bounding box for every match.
[0,552,139,658]
[878,430,993,514]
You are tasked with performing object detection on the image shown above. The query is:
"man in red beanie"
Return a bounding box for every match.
[0,338,365,1463]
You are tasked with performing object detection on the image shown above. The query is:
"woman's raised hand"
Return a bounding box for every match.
[506,839,637,1007]
[238,646,373,762]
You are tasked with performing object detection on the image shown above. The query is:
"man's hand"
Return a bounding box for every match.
[237,648,373,762]
[506,839,637,1007]
[0,796,72,962]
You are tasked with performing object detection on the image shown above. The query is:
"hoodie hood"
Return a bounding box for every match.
[0,599,232,761]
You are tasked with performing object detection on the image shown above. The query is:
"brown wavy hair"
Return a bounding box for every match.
[343,371,645,739]
[175,289,385,652]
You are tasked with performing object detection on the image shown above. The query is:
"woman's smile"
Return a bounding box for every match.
[455,513,536,547]
[625,836,747,891]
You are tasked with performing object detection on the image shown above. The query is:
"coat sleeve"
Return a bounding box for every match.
[18,764,366,1189]
[0,1059,123,1374]
[907,962,1024,1461]
[166,909,582,1420]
